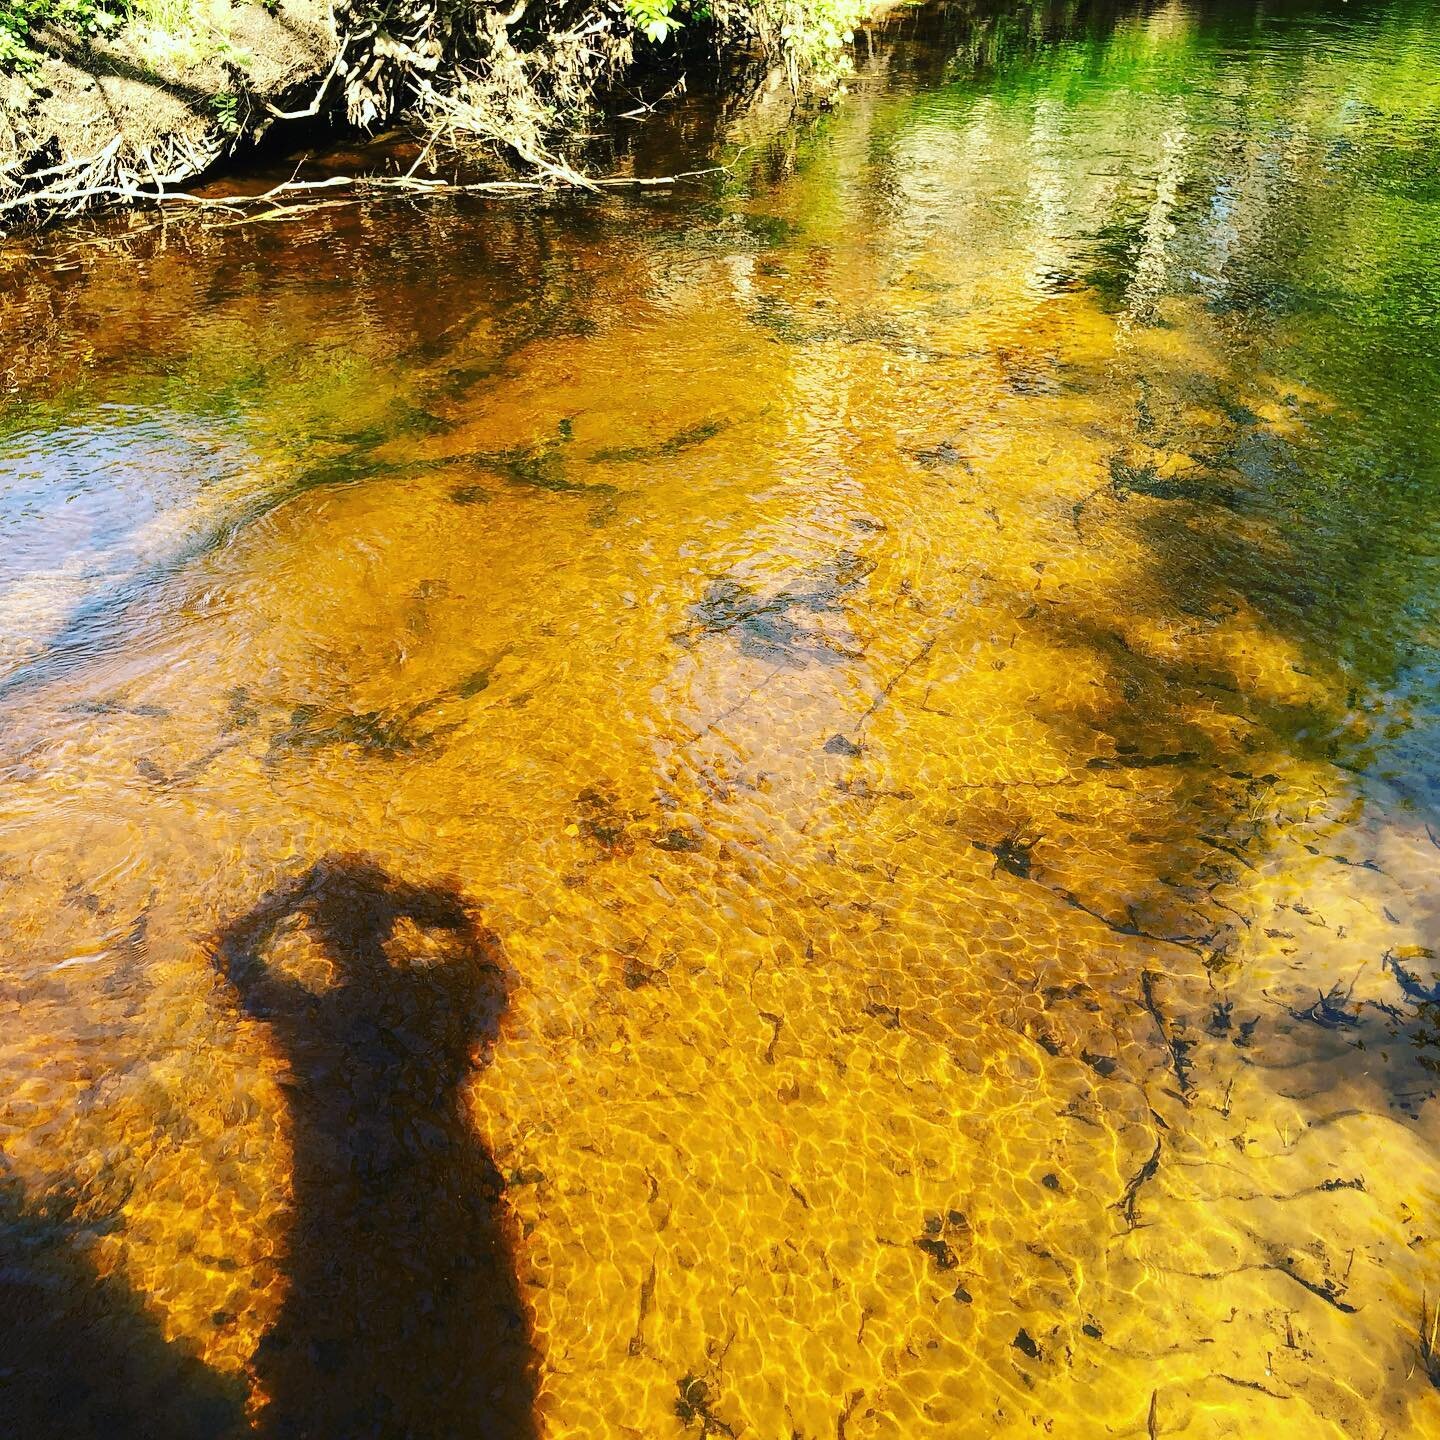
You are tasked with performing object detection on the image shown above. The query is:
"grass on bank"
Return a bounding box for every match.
[0,0,259,69]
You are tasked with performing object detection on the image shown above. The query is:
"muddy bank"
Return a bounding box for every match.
[0,0,871,230]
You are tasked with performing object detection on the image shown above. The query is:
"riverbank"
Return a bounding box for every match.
[0,0,874,229]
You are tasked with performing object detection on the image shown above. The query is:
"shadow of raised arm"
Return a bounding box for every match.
[213,866,319,1022]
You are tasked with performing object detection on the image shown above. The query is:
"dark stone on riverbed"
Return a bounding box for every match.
[824,734,862,757]
[622,956,669,990]
[975,830,1037,881]
[675,1374,734,1436]
[911,440,969,471]
[1081,1049,1118,1077]
[590,418,728,464]
[1289,982,1361,1029]
[451,484,494,505]
[914,1236,959,1271]
[267,704,431,761]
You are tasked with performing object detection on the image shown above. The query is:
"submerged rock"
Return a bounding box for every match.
[1012,1329,1040,1360]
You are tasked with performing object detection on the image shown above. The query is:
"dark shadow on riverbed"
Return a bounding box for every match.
[0,857,532,1440]
[214,855,536,1440]
[0,1177,246,1438]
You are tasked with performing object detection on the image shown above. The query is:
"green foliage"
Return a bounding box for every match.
[761,0,867,85]
[623,0,682,45]
[0,0,249,72]
[621,0,867,88]
[210,88,241,132]
[0,24,31,63]
[0,0,116,69]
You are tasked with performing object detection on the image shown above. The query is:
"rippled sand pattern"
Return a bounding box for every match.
[4,2,1440,1436]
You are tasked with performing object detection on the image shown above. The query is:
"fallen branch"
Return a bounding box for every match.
[1139,968,1193,1098]
[3,159,727,239]
[1114,1127,1163,1231]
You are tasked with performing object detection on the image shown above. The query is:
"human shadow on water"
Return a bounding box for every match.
[0,1175,246,1439]
[214,855,536,1440]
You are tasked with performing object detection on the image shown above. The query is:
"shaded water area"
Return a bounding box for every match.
[3,0,1440,1432]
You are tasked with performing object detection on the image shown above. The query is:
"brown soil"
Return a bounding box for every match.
[1,0,342,226]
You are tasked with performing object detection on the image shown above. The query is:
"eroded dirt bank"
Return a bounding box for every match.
[1,0,333,222]
[0,0,859,229]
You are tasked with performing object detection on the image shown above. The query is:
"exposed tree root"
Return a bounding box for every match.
[0,0,774,231]
[0,126,227,227]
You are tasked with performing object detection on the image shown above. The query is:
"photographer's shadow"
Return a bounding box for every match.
[215,855,536,1440]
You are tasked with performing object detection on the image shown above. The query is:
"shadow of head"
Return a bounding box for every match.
[217,852,510,1093]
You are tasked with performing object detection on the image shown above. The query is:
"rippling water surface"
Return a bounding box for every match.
[3,1,1440,1434]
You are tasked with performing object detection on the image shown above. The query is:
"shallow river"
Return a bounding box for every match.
[3,1,1440,1435]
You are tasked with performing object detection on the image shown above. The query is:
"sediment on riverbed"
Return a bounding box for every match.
[0,0,871,230]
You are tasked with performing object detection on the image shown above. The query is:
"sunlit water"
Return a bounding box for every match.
[3,1,1440,1434]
